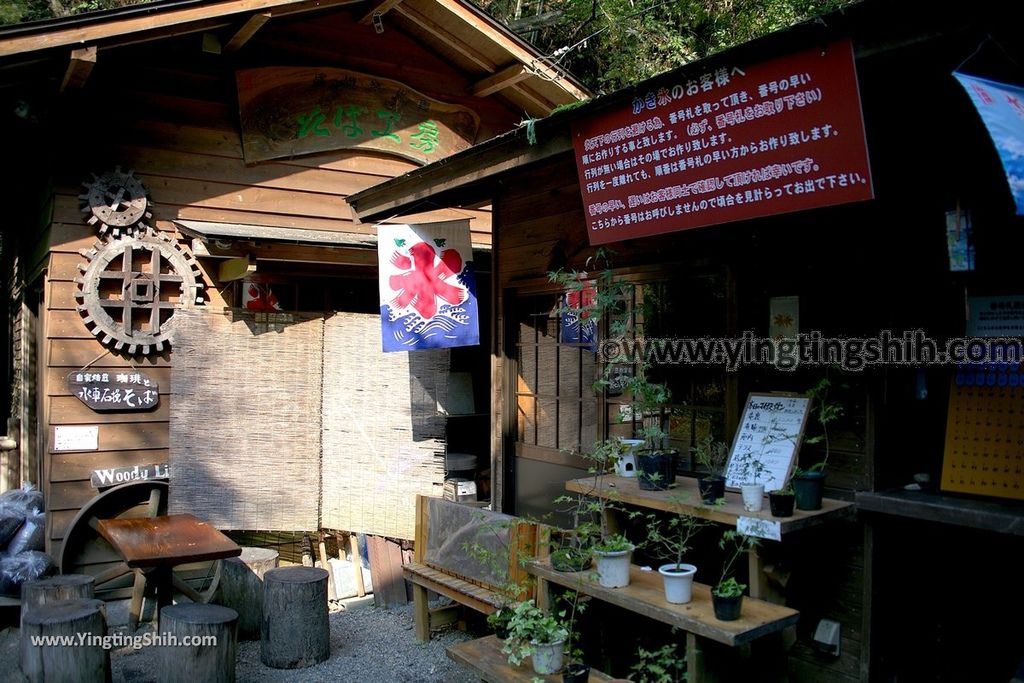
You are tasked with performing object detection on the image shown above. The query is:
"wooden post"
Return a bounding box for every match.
[348,533,366,597]
[160,604,238,683]
[215,547,279,640]
[21,599,110,683]
[20,574,95,629]
[318,538,336,601]
[261,567,329,669]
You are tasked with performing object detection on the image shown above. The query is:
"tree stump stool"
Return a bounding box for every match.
[214,547,278,640]
[260,567,329,669]
[20,574,95,629]
[20,598,110,683]
[159,603,238,683]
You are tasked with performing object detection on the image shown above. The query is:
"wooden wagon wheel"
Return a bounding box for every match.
[59,480,222,629]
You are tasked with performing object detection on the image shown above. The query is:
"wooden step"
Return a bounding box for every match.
[527,558,799,647]
[447,635,614,682]
[403,562,503,614]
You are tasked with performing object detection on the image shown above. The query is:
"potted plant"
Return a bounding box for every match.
[735,451,768,513]
[502,599,569,676]
[554,438,637,588]
[711,530,759,621]
[793,378,844,511]
[692,435,728,504]
[643,500,710,604]
[628,367,677,492]
[767,481,795,518]
[557,589,590,683]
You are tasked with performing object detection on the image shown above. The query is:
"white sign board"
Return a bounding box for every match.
[737,516,782,542]
[725,393,810,491]
[53,425,99,452]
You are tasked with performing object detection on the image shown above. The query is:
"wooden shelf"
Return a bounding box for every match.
[565,475,854,535]
[526,558,798,647]
[447,635,614,682]
[856,489,1024,536]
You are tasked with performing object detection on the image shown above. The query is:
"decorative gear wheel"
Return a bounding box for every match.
[74,232,205,355]
[78,167,152,237]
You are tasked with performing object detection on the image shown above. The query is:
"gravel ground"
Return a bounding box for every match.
[2,599,482,683]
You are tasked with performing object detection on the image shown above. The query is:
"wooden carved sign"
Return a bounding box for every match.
[236,67,481,165]
[91,463,169,489]
[68,370,160,411]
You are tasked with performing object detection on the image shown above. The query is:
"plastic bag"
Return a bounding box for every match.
[0,482,44,516]
[0,517,23,551]
[0,551,55,597]
[6,508,45,555]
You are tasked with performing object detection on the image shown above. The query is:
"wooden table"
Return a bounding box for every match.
[565,475,854,599]
[96,513,241,622]
[447,635,614,682]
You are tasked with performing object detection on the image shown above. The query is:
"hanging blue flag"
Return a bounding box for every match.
[953,72,1024,215]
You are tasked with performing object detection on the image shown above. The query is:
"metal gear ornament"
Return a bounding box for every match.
[75,232,205,355]
[78,167,152,237]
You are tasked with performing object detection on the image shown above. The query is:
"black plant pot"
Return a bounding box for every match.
[637,450,676,491]
[562,662,590,683]
[697,476,725,503]
[711,592,743,621]
[494,622,510,640]
[793,472,825,510]
[768,492,795,517]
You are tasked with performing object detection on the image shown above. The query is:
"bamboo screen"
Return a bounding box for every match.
[320,313,448,538]
[169,310,324,530]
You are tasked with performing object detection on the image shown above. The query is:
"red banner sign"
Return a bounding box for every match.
[572,40,873,244]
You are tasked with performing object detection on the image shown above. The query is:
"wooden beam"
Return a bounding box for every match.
[348,127,574,221]
[217,255,256,282]
[59,45,96,92]
[0,0,360,58]
[224,11,271,52]
[471,63,529,97]
[192,239,378,267]
[358,0,404,24]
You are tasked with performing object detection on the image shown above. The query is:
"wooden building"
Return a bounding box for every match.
[0,0,587,582]
[350,1,1024,680]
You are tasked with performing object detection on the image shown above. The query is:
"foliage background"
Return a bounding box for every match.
[0,0,856,93]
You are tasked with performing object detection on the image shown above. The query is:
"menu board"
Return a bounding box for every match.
[725,393,810,490]
[572,39,873,244]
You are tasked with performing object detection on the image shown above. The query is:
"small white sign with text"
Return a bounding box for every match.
[53,425,99,452]
[737,516,782,542]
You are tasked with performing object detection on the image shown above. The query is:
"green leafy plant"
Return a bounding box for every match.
[556,588,589,669]
[796,377,845,475]
[501,600,569,667]
[644,496,711,570]
[692,435,728,478]
[712,530,760,598]
[630,640,687,683]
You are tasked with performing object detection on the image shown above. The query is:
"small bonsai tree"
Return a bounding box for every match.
[798,377,845,474]
[643,496,711,571]
[712,530,760,599]
[692,435,728,479]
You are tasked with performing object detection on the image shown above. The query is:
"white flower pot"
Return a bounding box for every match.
[658,563,697,604]
[531,639,565,675]
[741,484,764,512]
[593,547,632,588]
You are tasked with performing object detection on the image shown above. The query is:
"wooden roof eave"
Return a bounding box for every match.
[347,116,574,222]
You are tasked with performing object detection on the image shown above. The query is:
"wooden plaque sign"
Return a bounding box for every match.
[724,393,810,490]
[91,463,170,489]
[236,67,481,165]
[68,370,160,411]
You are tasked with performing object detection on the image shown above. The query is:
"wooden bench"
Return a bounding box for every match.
[404,495,539,642]
[528,558,799,683]
[447,635,615,682]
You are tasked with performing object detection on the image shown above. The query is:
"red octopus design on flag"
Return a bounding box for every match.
[388,241,465,320]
